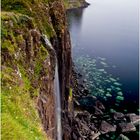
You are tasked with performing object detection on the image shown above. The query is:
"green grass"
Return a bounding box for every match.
[69,88,73,98]
[1,11,50,139]
[1,0,55,38]
[1,67,47,140]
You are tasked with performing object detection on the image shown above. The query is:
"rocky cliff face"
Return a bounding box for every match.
[2,0,72,140]
[1,12,52,140]
[64,0,89,9]
[49,1,73,139]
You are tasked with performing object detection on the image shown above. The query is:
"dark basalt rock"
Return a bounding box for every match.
[95,100,105,111]
[89,124,98,132]
[126,113,140,126]
[118,122,136,133]
[114,112,125,121]
[78,73,82,78]
[100,121,116,134]
[90,131,101,140]
[72,132,78,140]
[94,106,104,116]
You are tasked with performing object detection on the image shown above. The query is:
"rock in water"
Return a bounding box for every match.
[116,134,130,140]
[94,106,104,116]
[110,108,116,113]
[90,132,101,140]
[118,122,136,132]
[100,121,116,134]
[114,112,125,120]
[126,113,140,126]
[106,93,112,97]
[95,100,105,111]
[87,95,97,100]
[116,96,124,101]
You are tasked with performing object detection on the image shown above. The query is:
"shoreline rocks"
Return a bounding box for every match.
[118,123,136,133]
[71,66,139,140]
[100,121,116,134]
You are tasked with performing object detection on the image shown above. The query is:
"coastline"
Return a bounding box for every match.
[66,0,90,10]
[71,65,139,140]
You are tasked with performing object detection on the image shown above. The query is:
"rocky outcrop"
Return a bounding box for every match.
[49,1,73,139]
[71,70,139,140]
[1,12,55,139]
[65,0,90,10]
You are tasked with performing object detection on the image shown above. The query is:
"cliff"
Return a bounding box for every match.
[64,0,89,10]
[1,0,72,140]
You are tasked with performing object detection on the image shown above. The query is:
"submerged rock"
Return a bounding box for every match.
[110,108,116,113]
[106,93,112,97]
[117,91,123,96]
[107,88,112,92]
[114,82,122,86]
[115,87,122,91]
[100,121,116,134]
[87,95,97,100]
[118,122,136,132]
[116,134,130,140]
[116,96,124,101]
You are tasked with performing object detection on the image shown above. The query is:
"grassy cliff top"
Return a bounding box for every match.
[2,0,55,38]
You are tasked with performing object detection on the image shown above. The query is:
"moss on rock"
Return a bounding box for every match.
[1,11,51,140]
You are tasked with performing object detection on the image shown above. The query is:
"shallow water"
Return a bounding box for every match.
[67,0,139,113]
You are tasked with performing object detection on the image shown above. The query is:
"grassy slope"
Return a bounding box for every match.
[1,11,49,140]
[1,0,57,139]
[2,67,47,140]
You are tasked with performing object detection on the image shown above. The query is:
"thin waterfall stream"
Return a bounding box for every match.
[42,35,62,140]
[54,61,62,140]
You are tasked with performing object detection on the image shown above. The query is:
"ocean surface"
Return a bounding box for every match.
[67,0,139,113]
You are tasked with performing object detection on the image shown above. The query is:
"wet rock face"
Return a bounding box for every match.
[49,1,72,139]
[37,36,56,139]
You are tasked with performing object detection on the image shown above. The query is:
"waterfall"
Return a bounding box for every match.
[42,35,62,140]
[54,61,62,140]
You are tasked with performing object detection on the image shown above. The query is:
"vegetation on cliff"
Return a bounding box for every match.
[1,0,57,139]
[1,0,55,38]
[1,0,74,139]
[1,10,51,139]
